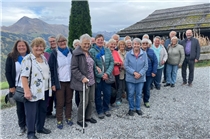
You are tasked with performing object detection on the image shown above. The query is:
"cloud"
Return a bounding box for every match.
[1,0,209,32]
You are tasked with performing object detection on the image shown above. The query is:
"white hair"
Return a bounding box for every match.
[73,39,80,47]
[125,39,132,43]
[141,38,149,43]
[79,33,91,43]
[154,36,161,42]
[132,38,141,45]
[142,34,149,39]
[148,39,152,45]
[171,36,178,41]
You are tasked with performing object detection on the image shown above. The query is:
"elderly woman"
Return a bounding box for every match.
[21,37,52,139]
[125,38,148,116]
[125,39,132,51]
[142,34,149,39]
[117,40,127,102]
[141,39,158,108]
[89,34,114,119]
[73,39,80,49]
[70,34,97,127]
[164,36,185,87]
[48,34,73,129]
[5,40,30,136]
[151,36,168,90]
[108,39,123,106]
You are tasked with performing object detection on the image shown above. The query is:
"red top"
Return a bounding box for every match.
[112,50,123,76]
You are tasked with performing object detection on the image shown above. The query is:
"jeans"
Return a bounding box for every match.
[154,68,163,89]
[95,79,111,114]
[143,76,154,103]
[182,56,195,84]
[126,82,144,110]
[166,64,178,84]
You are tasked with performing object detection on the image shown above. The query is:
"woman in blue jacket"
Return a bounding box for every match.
[141,38,158,108]
[125,38,148,116]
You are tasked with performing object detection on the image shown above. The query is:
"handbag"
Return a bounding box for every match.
[101,56,115,84]
[13,58,32,102]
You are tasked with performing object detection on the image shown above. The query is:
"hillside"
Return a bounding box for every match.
[1,16,116,82]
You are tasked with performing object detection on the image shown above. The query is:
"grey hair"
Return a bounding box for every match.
[73,39,80,47]
[108,39,116,44]
[111,34,120,39]
[79,33,91,44]
[170,31,177,36]
[171,36,178,41]
[132,38,141,45]
[48,36,56,40]
[154,36,161,42]
[56,34,67,43]
[142,34,149,39]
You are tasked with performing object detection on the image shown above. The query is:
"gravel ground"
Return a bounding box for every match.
[0,67,210,139]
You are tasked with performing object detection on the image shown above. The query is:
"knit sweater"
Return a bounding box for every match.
[167,44,185,65]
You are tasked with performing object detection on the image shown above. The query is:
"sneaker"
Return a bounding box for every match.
[18,127,26,136]
[144,102,150,108]
[98,113,105,119]
[66,118,73,126]
[57,121,63,129]
[104,111,111,117]
[128,110,134,116]
[116,101,121,106]
[136,110,143,115]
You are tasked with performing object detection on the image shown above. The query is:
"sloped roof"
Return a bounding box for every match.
[118,3,210,36]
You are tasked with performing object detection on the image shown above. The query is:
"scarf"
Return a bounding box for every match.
[95,45,105,59]
[17,53,27,64]
[58,46,69,57]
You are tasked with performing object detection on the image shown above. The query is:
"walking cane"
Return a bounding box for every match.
[83,82,85,133]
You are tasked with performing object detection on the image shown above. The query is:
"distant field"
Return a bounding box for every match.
[0,82,9,90]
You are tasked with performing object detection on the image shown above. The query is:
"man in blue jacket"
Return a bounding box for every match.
[180,29,200,86]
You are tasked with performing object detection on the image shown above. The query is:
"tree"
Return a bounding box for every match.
[68,0,92,48]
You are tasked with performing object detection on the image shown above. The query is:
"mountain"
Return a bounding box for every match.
[1,16,116,82]
[2,16,69,37]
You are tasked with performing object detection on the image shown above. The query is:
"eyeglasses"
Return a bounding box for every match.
[58,40,67,43]
[142,43,148,45]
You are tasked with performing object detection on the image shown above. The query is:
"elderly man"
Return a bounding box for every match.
[45,36,57,54]
[91,37,96,46]
[151,36,168,90]
[180,29,200,87]
[112,34,120,50]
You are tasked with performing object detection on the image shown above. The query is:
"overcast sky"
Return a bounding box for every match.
[1,0,209,32]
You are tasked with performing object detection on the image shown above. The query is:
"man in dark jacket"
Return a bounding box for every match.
[180,29,200,86]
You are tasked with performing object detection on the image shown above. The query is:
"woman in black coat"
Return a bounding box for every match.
[5,39,30,136]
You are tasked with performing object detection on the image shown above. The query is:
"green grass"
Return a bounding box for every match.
[195,60,210,67]
[0,81,9,90]
[0,95,15,109]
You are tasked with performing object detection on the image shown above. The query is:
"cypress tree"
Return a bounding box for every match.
[68,0,92,48]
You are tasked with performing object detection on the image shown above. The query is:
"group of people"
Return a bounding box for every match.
[5,29,200,139]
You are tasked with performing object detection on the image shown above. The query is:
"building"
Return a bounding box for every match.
[117,3,210,40]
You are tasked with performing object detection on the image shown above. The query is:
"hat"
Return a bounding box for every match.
[5,92,16,105]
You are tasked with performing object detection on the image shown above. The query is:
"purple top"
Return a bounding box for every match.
[86,55,95,86]
[185,40,191,55]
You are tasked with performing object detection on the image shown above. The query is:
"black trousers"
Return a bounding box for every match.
[75,90,80,107]
[181,56,195,84]
[163,63,167,81]
[16,101,26,128]
[24,90,49,137]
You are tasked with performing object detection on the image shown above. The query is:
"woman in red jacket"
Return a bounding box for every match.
[107,39,123,106]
